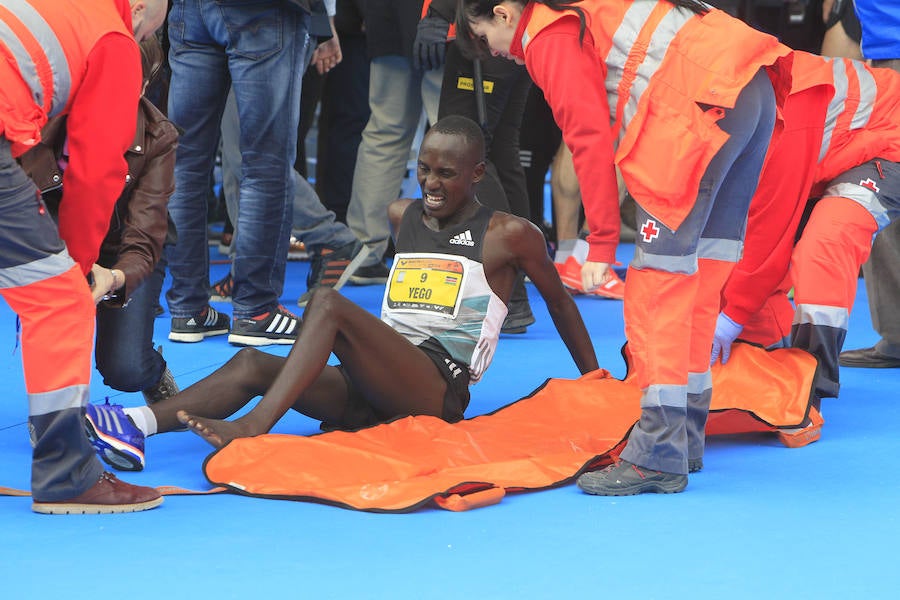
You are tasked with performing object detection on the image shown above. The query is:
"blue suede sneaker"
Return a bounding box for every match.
[84,401,146,472]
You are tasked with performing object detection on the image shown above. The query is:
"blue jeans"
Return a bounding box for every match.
[166,0,310,319]
[95,259,167,392]
[220,87,357,257]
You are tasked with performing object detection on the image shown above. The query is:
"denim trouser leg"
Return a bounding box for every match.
[228,9,308,316]
[95,260,167,392]
[222,89,356,257]
[220,89,240,261]
[292,171,357,252]
[166,0,231,317]
[166,0,309,318]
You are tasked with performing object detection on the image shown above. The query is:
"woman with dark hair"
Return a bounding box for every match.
[456,0,793,495]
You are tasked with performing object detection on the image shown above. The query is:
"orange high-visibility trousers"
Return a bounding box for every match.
[791,196,879,400]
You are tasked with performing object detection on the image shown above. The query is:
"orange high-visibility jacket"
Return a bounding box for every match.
[790,52,900,187]
[0,0,141,272]
[514,1,792,262]
[0,0,134,152]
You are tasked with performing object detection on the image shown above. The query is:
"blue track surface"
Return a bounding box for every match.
[2,241,898,599]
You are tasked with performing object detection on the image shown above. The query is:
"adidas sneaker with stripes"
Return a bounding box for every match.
[228,306,300,346]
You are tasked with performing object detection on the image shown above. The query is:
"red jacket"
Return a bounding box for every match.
[512,1,791,263]
[0,0,142,274]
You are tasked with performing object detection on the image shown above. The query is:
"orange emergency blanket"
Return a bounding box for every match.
[203,344,818,512]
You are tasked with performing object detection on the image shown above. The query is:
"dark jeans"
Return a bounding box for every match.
[95,260,167,392]
[315,33,371,224]
[166,0,310,318]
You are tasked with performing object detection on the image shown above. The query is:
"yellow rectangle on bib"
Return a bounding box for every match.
[387,257,465,316]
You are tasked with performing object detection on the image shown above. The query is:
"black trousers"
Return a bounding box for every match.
[438,42,531,220]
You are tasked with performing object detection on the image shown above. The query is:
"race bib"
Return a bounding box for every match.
[386,255,466,317]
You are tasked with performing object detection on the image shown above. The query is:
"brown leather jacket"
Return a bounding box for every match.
[20,97,178,306]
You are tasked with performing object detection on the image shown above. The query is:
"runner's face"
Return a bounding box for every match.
[417,132,484,220]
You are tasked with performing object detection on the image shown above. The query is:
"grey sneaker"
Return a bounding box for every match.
[347,261,389,285]
[142,366,179,406]
[577,460,687,496]
[169,306,230,342]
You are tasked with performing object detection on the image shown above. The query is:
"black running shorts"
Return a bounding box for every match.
[324,340,471,431]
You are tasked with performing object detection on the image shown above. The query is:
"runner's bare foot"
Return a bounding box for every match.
[176,411,256,448]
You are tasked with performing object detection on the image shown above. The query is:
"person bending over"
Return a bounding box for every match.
[86,115,599,469]
[457,0,791,495]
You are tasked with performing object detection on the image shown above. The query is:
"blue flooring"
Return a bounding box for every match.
[1,241,899,598]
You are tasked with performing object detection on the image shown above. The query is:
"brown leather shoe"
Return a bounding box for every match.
[839,346,900,369]
[32,472,163,514]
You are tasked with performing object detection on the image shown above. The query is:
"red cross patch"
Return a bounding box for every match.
[640,219,661,243]
[860,177,880,194]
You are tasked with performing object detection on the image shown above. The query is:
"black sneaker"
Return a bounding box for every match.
[501,273,534,334]
[297,240,370,307]
[576,459,687,496]
[229,305,301,346]
[209,272,233,303]
[348,261,389,285]
[688,457,703,473]
[501,298,535,334]
[169,306,230,342]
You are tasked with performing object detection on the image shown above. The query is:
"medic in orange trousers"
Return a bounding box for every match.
[458,0,794,494]
[713,52,900,444]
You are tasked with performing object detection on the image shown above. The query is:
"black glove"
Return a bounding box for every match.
[413,10,450,71]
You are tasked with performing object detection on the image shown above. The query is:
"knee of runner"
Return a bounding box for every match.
[232,346,268,371]
[305,286,344,315]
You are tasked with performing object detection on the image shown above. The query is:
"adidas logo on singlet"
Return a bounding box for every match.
[449,230,475,246]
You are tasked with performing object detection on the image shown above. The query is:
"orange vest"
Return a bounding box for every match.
[789,52,900,185]
[0,0,134,153]
[523,2,792,231]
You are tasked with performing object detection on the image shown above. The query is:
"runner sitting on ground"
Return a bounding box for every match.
[85,115,599,470]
